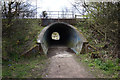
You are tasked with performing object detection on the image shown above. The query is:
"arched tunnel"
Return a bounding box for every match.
[37,22,88,54]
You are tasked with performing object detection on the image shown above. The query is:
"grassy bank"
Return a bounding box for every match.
[76,22,120,78]
[2,19,43,60]
[76,54,119,78]
[2,54,48,78]
[2,19,46,78]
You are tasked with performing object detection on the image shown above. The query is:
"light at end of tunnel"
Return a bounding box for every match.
[37,40,41,43]
[51,32,60,40]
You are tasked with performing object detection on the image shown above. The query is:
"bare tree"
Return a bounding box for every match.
[2,1,36,20]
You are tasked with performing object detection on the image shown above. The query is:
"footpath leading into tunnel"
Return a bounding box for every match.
[37,22,97,78]
[42,46,95,78]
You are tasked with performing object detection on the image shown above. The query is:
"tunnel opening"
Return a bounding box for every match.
[37,22,87,54]
[44,23,78,47]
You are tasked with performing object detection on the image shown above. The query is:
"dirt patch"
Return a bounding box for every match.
[43,46,95,78]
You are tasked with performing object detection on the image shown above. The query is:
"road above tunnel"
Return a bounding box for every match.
[43,46,95,78]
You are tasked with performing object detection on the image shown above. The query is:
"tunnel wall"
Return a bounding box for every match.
[37,22,87,54]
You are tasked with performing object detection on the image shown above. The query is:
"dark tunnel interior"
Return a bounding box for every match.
[44,23,77,47]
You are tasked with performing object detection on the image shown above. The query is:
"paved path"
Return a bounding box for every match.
[44,46,94,78]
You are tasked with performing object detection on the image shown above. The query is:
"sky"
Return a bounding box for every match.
[30,0,74,10]
[28,0,75,18]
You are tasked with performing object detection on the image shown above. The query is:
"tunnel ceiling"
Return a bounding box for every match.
[37,22,88,54]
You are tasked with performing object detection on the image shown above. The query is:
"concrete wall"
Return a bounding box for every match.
[41,18,76,26]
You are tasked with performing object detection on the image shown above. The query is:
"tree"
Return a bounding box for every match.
[2,1,36,20]
[82,2,119,43]
[74,1,120,58]
[2,1,36,37]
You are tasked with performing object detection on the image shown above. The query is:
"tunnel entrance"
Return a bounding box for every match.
[46,23,77,47]
[37,22,87,54]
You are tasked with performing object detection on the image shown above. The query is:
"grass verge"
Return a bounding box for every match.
[2,54,48,78]
[76,53,120,78]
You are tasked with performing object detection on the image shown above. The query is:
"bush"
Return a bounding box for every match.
[2,19,42,60]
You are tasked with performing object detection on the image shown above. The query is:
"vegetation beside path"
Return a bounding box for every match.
[74,2,120,78]
[2,19,46,78]
[3,54,48,78]
[76,54,119,78]
[76,20,119,78]
[2,19,43,60]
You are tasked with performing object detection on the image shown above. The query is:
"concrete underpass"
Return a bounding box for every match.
[37,22,95,78]
[37,22,87,54]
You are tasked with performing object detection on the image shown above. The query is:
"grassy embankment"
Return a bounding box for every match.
[76,23,120,78]
[2,19,48,78]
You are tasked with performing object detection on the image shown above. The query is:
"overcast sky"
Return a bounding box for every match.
[31,0,74,10]
[28,0,75,18]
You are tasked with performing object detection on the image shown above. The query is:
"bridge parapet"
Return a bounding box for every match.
[41,11,86,26]
[41,18,77,26]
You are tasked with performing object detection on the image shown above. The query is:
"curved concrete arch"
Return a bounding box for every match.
[37,22,88,54]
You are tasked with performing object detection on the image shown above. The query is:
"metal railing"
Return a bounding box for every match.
[42,11,75,19]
